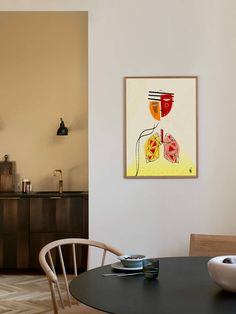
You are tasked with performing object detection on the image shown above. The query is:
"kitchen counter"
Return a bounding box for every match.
[0,191,87,198]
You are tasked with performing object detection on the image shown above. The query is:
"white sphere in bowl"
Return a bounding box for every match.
[208,255,236,293]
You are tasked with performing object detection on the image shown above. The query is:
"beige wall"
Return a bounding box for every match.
[0,11,88,192]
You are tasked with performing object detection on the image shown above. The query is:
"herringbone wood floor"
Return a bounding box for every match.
[0,274,54,314]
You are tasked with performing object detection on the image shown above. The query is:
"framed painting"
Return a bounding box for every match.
[124,76,198,178]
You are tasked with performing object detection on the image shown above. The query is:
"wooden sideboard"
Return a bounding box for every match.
[0,192,88,271]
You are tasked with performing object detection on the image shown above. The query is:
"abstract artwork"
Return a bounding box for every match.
[125,76,198,178]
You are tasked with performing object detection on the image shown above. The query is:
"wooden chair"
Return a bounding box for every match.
[189,233,236,257]
[39,238,123,314]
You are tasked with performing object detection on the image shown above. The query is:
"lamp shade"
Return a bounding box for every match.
[57,118,68,136]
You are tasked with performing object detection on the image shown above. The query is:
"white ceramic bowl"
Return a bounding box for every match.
[208,255,236,293]
[118,254,146,268]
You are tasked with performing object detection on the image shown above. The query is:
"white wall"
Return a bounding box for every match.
[1,0,236,265]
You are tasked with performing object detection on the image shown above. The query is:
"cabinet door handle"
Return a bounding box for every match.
[50,196,62,199]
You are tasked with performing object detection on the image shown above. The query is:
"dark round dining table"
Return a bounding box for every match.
[69,256,236,314]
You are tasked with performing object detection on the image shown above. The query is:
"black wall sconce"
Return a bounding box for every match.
[57,118,68,136]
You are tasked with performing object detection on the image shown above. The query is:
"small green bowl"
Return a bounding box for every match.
[118,254,146,268]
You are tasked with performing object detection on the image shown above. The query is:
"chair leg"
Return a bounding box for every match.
[49,281,59,314]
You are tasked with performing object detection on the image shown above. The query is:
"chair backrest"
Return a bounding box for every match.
[189,233,236,257]
[39,238,123,314]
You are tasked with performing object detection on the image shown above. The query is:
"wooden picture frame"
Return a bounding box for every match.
[124,76,198,178]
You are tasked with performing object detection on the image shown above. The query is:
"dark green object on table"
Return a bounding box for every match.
[143,258,159,279]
